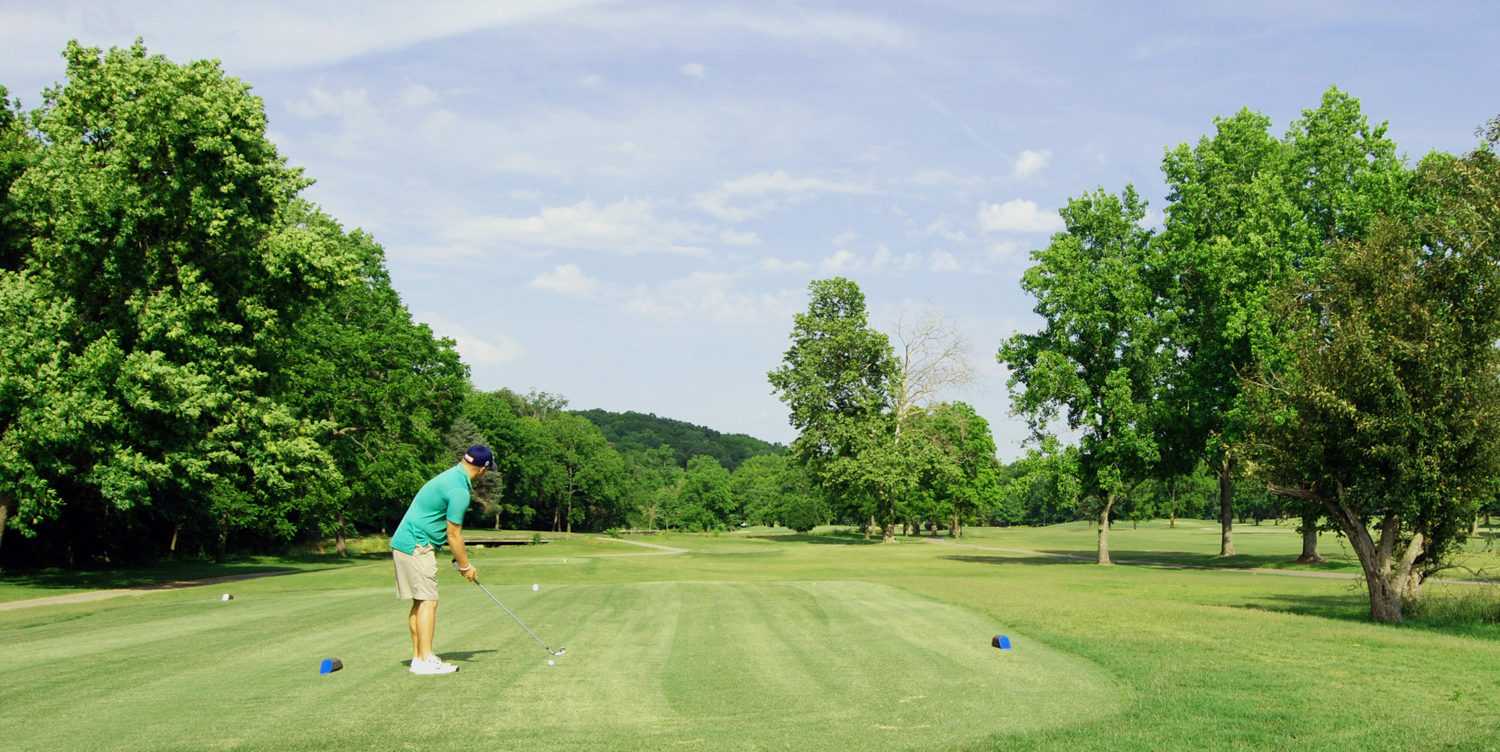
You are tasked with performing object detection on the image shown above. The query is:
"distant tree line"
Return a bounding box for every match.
[574,408,783,471]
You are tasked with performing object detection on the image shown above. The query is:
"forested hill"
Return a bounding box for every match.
[576,409,784,471]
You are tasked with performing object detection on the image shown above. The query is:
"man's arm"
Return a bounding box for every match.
[448,521,477,581]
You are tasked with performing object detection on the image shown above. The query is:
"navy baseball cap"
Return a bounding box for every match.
[463,445,496,469]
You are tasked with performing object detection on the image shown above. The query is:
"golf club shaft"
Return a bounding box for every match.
[474,580,559,655]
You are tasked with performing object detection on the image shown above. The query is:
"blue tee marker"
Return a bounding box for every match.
[319,658,344,674]
[992,635,1011,650]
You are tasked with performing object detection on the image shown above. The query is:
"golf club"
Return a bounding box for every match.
[453,560,566,656]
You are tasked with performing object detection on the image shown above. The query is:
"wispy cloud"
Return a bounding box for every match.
[527,263,604,298]
[679,62,706,78]
[720,228,761,246]
[977,199,1063,233]
[447,198,709,255]
[1011,149,1051,180]
[415,311,525,366]
[695,170,878,221]
[623,272,801,323]
[925,214,966,242]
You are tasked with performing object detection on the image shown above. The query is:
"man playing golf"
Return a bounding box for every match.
[390,445,494,675]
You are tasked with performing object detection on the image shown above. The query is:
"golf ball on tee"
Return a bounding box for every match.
[532,584,539,591]
[547,660,554,666]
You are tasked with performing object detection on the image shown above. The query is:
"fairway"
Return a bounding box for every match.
[4,563,1116,751]
[9,528,1500,751]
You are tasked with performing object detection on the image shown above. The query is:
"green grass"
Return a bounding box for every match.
[6,525,1500,750]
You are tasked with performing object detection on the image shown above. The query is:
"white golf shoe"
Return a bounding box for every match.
[409,656,458,675]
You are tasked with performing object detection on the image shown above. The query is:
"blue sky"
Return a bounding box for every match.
[4,1,1497,458]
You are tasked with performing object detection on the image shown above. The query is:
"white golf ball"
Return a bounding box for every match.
[532,584,539,591]
[547,660,554,666]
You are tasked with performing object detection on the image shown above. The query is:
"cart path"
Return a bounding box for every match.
[0,569,302,612]
[925,538,1494,585]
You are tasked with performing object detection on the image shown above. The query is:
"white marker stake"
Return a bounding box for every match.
[532,584,539,591]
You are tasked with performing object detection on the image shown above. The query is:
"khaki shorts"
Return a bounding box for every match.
[393,544,439,600]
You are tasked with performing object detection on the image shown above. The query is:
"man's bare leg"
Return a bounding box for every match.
[412,599,439,661]
[408,600,422,662]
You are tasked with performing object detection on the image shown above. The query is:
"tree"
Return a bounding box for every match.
[926,402,1001,538]
[679,455,734,529]
[281,213,467,554]
[769,278,898,540]
[1,41,356,564]
[1000,185,1165,565]
[1159,89,1413,558]
[544,413,624,536]
[1244,143,1500,622]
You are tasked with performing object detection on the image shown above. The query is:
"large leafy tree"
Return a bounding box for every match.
[2,41,356,562]
[769,278,898,539]
[678,455,735,528]
[1000,186,1165,564]
[1159,88,1413,557]
[1244,143,1500,623]
[926,402,1001,538]
[280,212,467,554]
[544,413,626,536]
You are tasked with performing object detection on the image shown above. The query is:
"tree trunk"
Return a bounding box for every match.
[216,514,229,564]
[1132,518,1138,529]
[168,523,179,560]
[1322,493,1417,623]
[1218,461,1235,557]
[1169,510,1175,528]
[866,515,874,540]
[336,509,348,557]
[0,498,9,560]
[1294,512,1325,564]
[882,492,895,544]
[1097,497,1114,565]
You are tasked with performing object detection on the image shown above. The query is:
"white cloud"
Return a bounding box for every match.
[929,250,963,272]
[720,229,761,246]
[820,249,860,273]
[908,170,986,192]
[832,227,859,245]
[986,240,1021,261]
[925,215,966,242]
[1011,149,1051,180]
[285,86,384,158]
[527,263,603,298]
[494,151,569,176]
[695,170,878,221]
[977,199,1064,234]
[508,189,541,200]
[400,83,440,107]
[577,74,604,88]
[623,272,801,323]
[871,245,892,270]
[447,198,709,255]
[757,257,811,273]
[679,62,707,78]
[415,312,524,366]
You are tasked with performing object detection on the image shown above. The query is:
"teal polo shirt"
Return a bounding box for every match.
[390,465,473,555]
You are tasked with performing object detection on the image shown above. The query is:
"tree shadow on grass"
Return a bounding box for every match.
[937,548,1361,573]
[747,534,881,546]
[0,552,383,594]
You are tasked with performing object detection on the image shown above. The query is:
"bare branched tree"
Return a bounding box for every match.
[892,302,978,420]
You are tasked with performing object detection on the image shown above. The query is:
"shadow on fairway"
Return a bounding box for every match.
[747,533,881,545]
[0,552,385,595]
[936,549,1358,572]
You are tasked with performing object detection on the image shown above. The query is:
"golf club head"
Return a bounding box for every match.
[553,647,565,656]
